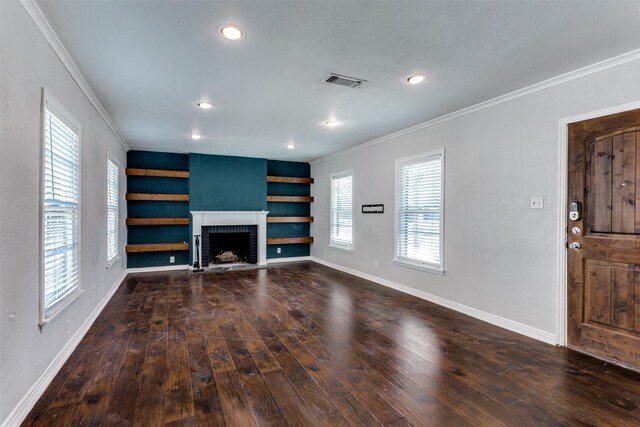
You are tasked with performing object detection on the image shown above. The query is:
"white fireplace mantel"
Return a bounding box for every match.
[191,210,269,268]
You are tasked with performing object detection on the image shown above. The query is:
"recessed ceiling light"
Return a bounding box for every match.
[407,75,426,85]
[190,134,201,140]
[218,25,244,41]
[325,120,339,127]
[287,143,295,149]
[197,101,214,110]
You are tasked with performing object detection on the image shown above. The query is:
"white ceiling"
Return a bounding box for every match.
[36,1,640,162]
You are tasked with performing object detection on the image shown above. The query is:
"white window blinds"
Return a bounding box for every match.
[42,96,81,315]
[396,151,444,271]
[107,154,119,264]
[330,171,353,250]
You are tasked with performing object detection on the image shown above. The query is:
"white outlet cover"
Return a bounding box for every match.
[530,196,544,209]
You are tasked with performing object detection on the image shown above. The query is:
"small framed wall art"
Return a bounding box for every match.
[362,204,384,214]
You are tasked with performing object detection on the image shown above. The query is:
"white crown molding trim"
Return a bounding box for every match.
[132,144,268,161]
[1,270,128,427]
[19,0,129,152]
[311,48,640,165]
[267,256,311,264]
[127,265,190,274]
[309,257,557,345]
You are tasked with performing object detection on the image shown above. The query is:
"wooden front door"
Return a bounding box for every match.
[568,108,640,369]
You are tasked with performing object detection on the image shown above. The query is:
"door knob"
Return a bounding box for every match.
[569,242,582,250]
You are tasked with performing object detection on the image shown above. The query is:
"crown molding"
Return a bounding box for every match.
[311,48,640,165]
[19,0,129,151]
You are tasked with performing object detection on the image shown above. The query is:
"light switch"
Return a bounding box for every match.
[530,196,544,209]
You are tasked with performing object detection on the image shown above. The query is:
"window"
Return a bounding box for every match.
[330,171,353,251]
[106,153,119,266]
[395,150,444,273]
[41,92,81,321]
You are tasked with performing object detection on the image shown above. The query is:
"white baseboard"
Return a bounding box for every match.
[309,257,557,345]
[127,264,189,274]
[2,270,128,427]
[128,259,309,273]
[267,256,311,264]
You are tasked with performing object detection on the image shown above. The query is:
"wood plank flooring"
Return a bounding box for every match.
[22,261,640,426]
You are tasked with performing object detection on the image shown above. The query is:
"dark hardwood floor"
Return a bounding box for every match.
[22,261,640,426]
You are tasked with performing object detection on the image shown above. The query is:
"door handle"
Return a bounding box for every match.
[569,242,582,250]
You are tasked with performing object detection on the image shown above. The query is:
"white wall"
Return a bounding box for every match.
[0,2,128,424]
[312,57,640,342]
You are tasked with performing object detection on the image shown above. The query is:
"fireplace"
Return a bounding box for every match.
[201,225,258,266]
[191,211,269,269]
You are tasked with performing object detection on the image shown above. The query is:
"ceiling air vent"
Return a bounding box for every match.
[322,73,366,89]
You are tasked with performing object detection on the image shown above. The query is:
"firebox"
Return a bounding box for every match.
[201,225,257,266]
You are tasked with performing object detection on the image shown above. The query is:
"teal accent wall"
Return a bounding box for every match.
[189,153,267,211]
[126,151,311,267]
[267,160,312,259]
[128,150,189,170]
[126,151,190,268]
[267,159,310,177]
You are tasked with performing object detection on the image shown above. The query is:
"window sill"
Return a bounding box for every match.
[329,244,354,254]
[39,288,84,330]
[393,258,445,276]
[106,255,120,269]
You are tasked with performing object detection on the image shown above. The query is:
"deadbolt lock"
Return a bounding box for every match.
[569,201,581,221]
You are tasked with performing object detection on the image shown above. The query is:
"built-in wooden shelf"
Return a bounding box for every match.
[267,237,314,245]
[126,193,189,202]
[127,218,190,226]
[266,172,313,246]
[267,195,314,203]
[126,243,189,253]
[126,168,189,179]
[267,216,314,223]
[267,176,314,184]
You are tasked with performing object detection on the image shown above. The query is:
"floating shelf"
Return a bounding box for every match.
[267,237,314,245]
[267,216,314,223]
[267,195,314,203]
[266,169,313,249]
[126,243,189,253]
[267,176,314,184]
[126,168,189,179]
[127,218,190,226]
[126,193,189,201]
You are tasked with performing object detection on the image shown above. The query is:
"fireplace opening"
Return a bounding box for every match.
[209,232,250,265]
[201,224,258,267]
